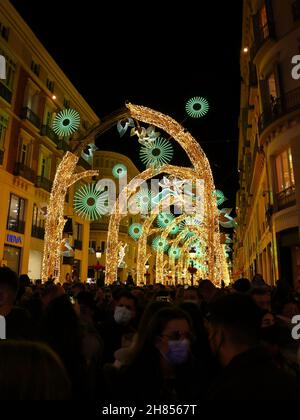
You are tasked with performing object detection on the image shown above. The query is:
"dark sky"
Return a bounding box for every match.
[11,0,243,209]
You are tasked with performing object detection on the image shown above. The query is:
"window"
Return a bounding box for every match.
[31,60,40,76]
[7,194,25,233]
[0,114,8,150]
[0,22,9,41]
[101,241,105,252]
[89,240,96,251]
[74,223,83,241]
[32,204,45,228]
[275,148,295,192]
[38,150,51,179]
[259,4,269,40]
[18,137,32,167]
[0,49,16,93]
[46,79,54,93]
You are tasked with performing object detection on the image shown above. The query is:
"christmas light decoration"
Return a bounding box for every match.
[112,163,127,179]
[157,212,175,228]
[73,183,107,221]
[135,188,153,213]
[152,236,169,252]
[140,137,173,168]
[168,246,181,259]
[185,97,209,118]
[128,223,143,240]
[52,108,80,137]
[41,152,98,282]
[117,118,135,137]
[213,189,227,207]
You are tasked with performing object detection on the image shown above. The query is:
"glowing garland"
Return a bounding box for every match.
[185,97,209,118]
[112,163,127,179]
[52,108,80,137]
[140,137,173,168]
[156,212,175,228]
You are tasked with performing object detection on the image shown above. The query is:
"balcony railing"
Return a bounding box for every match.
[78,156,91,170]
[0,149,4,165]
[14,162,35,183]
[41,125,59,145]
[292,0,300,21]
[31,225,45,239]
[258,87,300,134]
[276,185,296,211]
[0,82,12,103]
[7,219,25,234]
[36,176,53,192]
[21,107,41,129]
[74,239,82,250]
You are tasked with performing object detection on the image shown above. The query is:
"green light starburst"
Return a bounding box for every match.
[140,137,173,168]
[169,224,180,235]
[185,97,209,118]
[52,108,80,136]
[168,246,181,259]
[213,189,227,207]
[152,236,169,252]
[157,213,175,229]
[74,183,107,221]
[112,163,127,179]
[128,223,143,240]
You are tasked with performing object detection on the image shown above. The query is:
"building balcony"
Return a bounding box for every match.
[7,219,25,234]
[0,82,12,103]
[78,156,91,170]
[36,175,53,192]
[14,162,35,183]
[21,107,41,129]
[31,225,45,239]
[292,0,300,21]
[41,125,59,145]
[258,87,300,134]
[0,149,4,165]
[276,185,296,211]
[74,239,82,250]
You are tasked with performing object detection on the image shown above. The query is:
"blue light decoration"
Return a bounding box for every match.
[128,223,143,240]
[112,163,127,179]
[168,246,181,259]
[140,137,173,168]
[213,189,227,207]
[74,183,108,221]
[52,108,80,136]
[152,236,169,252]
[185,97,209,118]
[117,118,135,137]
[157,213,175,229]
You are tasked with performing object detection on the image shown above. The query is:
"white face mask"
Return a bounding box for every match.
[114,306,132,325]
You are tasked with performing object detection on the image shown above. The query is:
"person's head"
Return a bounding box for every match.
[0,267,19,313]
[19,274,31,287]
[281,300,300,320]
[71,282,85,297]
[114,290,138,325]
[251,288,272,312]
[198,280,216,302]
[0,340,70,400]
[183,287,201,304]
[76,291,95,320]
[205,294,262,366]
[139,307,193,366]
[41,283,65,309]
[232,278,251,294]
[252,273,265,288]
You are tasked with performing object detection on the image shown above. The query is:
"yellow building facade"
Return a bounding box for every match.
[234,0,300,288]
[0,0,99,282]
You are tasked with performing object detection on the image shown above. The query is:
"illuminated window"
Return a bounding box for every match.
[275,148,295,192]
[0,113,8,150]
[259,4,269,39]
[7,194,25,233]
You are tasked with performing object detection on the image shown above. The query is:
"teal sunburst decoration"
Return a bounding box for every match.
[140,137,173,168]
[157,213,175,229]
[53,108,80,136]
[168,246,181,260]
[74,184,107,221]
[185,97,209,118]
[128,223,143,240]
[152,236,169,252]
[112,163,127,179]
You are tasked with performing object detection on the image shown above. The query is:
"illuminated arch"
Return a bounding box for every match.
[105,103,222,284]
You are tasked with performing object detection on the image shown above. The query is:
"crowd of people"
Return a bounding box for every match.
[0,267,300,401]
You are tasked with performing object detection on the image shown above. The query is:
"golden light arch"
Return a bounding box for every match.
[105,103,223,284]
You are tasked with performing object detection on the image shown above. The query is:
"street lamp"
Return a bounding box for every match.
[145,262,150,285]
[96,247,102,260]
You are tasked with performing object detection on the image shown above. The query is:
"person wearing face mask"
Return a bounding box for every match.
[204,294,300,400]
[98,290,138,364]
[113,307,209,404]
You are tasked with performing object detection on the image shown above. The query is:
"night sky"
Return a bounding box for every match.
[11,0,243,210]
